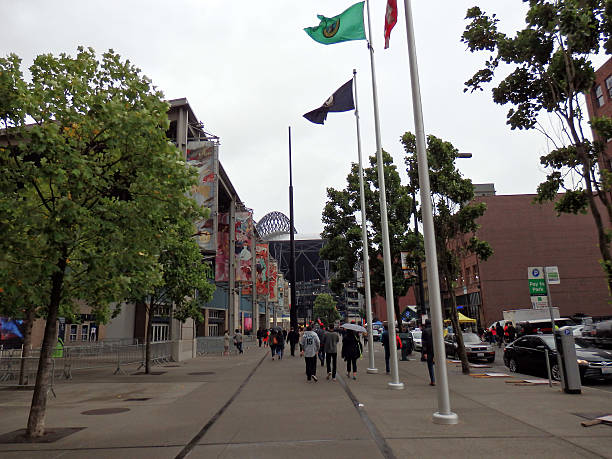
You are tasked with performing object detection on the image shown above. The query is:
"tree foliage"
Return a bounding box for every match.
[313,293,340,327]
[402,132,492,374]
[462,1,612,293]
[320,151,419,328]
[0,47,211,437]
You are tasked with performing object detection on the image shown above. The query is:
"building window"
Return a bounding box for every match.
[606,75,612,98]
[152,323,169,342]
[81,324,89,341]
[465,267,471,284]
[473,265,479,281]
[208,324,219,336]
[69,324,77,341]
[595,85,604,107]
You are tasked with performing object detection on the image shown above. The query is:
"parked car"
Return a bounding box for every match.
[411,329,422,352]
[444,332,496,363]
[503,334,612,382]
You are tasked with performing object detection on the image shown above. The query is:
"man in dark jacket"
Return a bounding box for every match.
[381,324,391,374]
[287,327,300,356]
[422,320,435,386]
[495,322,504,348]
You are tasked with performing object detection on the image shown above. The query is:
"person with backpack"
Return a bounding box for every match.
[273,329,284,360]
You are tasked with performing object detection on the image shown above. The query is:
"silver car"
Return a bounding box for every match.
[411,330,422,352]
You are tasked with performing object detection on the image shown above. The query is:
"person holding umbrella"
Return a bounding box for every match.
[341,323,364,380]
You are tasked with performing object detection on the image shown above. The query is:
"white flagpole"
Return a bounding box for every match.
[352,69,378,374]
[402,0,458,423]
[364,0,403,390]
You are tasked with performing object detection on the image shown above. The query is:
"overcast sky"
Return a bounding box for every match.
[2,1,608,235]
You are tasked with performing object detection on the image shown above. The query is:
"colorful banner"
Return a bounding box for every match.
[215,213,229,282]
[268,260,278,301]
[0,318,25,349]
[187,140,219,252]
[255,243,269,296]
[235,211,253,282]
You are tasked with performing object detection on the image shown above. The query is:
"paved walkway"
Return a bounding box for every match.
[0,343,611,458]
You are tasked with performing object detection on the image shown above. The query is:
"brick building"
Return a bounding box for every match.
[585,57,612,171]
[457,194,610,327]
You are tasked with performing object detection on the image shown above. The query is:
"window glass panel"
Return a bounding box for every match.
[595,85,604,107]
[69,325,77,341]
[81,324,88,341]
[606,75,612,98]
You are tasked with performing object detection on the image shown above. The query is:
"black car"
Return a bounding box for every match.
[444,332,496,363]
[503,334,612,382]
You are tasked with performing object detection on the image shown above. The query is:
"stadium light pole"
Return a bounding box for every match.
[403,0,458,424]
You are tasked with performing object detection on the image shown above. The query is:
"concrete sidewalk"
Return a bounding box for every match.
[0,343,610,458]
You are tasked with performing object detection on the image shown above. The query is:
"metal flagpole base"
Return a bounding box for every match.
[433,411,459,425]
[388,382,404,390]
[367,368,379,374]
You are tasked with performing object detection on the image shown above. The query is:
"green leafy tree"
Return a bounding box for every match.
[130,219,215,374]
[0,48,205,438]
[403,132,493,375]
[320,151,419,330]
[313,293,340,327]
[462,2,612,293]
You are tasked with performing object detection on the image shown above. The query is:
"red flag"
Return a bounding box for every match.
[384,0,398,49]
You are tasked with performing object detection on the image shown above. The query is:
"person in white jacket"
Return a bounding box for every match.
[300,325,320,382]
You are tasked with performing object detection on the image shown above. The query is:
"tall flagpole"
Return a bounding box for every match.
[403,0,457,423]
[288,127,298,330]
[353,69,378,374]
[364,0,403,390]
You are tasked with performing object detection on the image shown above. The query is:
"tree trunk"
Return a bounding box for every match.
[26,261,65,438]
[394,296,402,332]
[18,307,35,386]
[444,272,470,375]
[145,304,153,375]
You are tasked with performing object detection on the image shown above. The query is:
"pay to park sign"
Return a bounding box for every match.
[528,267,547,295]
[528,266,560,309]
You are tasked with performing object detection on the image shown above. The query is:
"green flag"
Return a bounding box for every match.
[304,2,366,45]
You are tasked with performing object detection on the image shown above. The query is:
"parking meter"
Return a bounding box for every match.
[554,327,581,394]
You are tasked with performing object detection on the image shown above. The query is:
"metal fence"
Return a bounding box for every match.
[1,335,257,385]
[0,341,173,385]
[196,335,257,356]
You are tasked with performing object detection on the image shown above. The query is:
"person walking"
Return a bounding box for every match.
[324,326,339,380]
[270,329,279,360]
[257,328,263,347]
[495,322,504,348]
[263,329,269,347]
[422,319,435,386]
[287,327,299,356]
[300,326,320,382]
[275,329,285,360]
[233,329,243,354]
[341,329,362,380]
[223,330,230,356]
[507,322,516,343]
[381,324,391,374]
[315,326,326,367]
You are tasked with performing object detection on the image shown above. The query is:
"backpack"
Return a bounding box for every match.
[272,336,278,345]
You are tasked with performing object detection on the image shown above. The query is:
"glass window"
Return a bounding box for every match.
[81,324,89,341]
[595,85,604,107]
[69,324,77,341]
[606,75,612,98]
